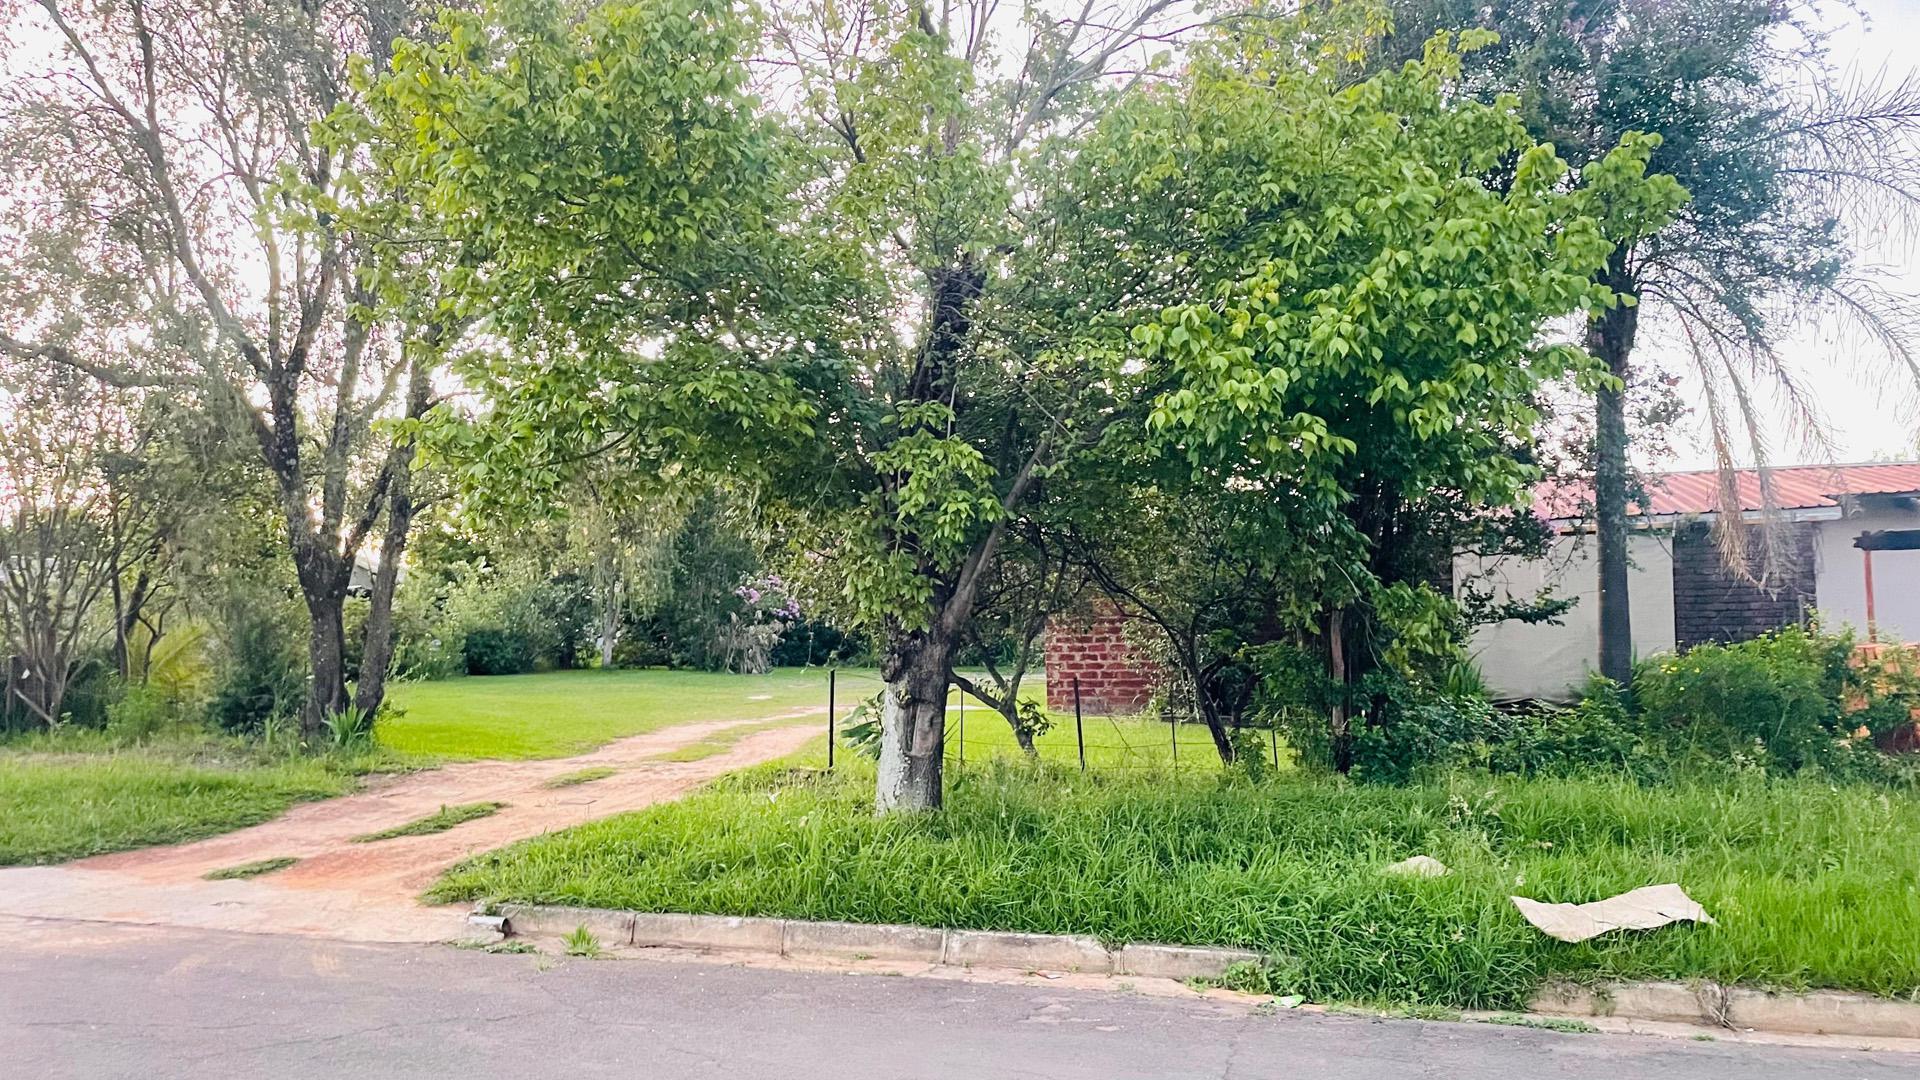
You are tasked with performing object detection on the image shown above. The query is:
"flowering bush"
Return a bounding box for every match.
[719,574,801,674]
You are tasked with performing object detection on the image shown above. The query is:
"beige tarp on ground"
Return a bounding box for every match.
[1510,883,1715,944]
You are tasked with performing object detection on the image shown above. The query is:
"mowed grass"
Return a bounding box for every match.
[0,732,363,866]
[431,761,1920,1009]
[381,668,846,759]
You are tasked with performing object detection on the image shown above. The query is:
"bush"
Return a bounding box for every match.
[1348,683,1499,784]
[104,683,180,742]
[1633,626,1859,774]
[1488,680,1649,780]
[206,595,306,733]
[462,626,538,676]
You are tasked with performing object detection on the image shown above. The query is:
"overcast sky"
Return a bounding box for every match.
[1662,0,1920,469]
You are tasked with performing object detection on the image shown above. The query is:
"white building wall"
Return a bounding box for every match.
[1459,532,1677,701]
[1812,504,1920,644]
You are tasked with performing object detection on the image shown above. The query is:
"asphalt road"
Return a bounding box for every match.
[1,921,1907,1079]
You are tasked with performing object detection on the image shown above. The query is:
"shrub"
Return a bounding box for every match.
[463,626,538,676]
[1633,627,1857,773]
[1348,679,1500,784]
[1488,680,1649,780]
[104,682,180,742]
[206,596,306,734]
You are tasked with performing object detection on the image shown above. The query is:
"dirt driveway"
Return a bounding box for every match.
[0,717,817,942]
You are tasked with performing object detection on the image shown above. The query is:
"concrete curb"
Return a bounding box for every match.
[483,906,1920,1042]
[1530,980,1920,1040]
[484,906,1256,980]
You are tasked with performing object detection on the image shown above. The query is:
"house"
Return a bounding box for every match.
[1461,462,1920,701]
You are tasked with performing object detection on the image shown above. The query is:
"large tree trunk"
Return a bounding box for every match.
[875,630,954,814]
[303,589,348,732]
[1589,264,1640,687]
[352,460,416,718]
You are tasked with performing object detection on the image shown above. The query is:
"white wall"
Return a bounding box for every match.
[1813,504,1920,644]
[1458,532,1677,701]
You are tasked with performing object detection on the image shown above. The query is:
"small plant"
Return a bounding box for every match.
[204,856,299,880]
[352,801,504,843]
[563,925,601,958]
[542,767,617,789]
[322,705,377,753]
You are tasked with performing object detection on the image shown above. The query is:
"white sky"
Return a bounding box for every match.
[1660,0,1920,468]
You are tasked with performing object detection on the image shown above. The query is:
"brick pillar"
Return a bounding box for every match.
[1672,521,1817,649]
[1042,606,1159,714]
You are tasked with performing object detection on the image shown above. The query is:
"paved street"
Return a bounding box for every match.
[1,919,1907,1079]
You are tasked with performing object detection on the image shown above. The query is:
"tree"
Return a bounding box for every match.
[366,0,1679,803]
[1378,0,1920,685]
[1032,23,1681,766]
[0,0,448,732]
[0,379,143,727]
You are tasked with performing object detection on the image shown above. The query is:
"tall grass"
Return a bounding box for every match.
[431,762,1920,1008]
[0,728,389,865]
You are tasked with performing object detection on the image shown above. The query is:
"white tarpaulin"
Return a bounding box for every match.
[1510,883,1715,943]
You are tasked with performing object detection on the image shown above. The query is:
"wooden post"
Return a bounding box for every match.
[1865,549,1879,643]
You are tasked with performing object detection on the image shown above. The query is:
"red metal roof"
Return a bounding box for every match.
[1538,462,1920,520]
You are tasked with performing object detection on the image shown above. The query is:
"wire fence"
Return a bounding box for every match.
[819,668,1295,773]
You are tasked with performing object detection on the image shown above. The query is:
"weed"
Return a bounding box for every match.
[353,802,504,843]
[203,856,299,880]
[564,925,601,958]
[1484,1014,1599,1033]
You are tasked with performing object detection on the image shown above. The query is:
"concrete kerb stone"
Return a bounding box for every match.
[487,906,1920,1040]
[1113,943,1264,981]
[1530,980,1920,1040]
[782,919,947,963]
[630,913,786,952]
[943,929,1113,974]
[499,904,635,946]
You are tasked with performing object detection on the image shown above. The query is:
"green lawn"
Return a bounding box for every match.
[431,760,1920,1010]
[1,667,1167,867]
[0,732,365,866]
[380,668,849,759]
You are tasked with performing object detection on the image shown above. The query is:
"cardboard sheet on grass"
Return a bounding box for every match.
[1511,884,1715,944]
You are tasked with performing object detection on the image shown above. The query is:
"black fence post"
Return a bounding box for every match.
[1170,710,1178,765]
[957,687,965,771]
[1073,677,1086,773]
[1270,723,1280,770]
[827,668,836,769]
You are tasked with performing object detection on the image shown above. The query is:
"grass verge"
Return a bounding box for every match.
[0,730,381,866]
[430,760,1920,1010]
[542,767,618,789]
[204,856,300,880]
[354,801,505,843]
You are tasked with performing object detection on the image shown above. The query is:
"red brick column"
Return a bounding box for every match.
[1043,607,1159,714]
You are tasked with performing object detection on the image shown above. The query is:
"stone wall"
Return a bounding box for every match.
[1042,608,1159,714]
[1671,522,1817,649]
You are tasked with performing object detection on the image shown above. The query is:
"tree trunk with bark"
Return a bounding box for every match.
[875,629,955,813]
[1589,261,1640,687]
[352,471,414,719]
[303,589,348,729]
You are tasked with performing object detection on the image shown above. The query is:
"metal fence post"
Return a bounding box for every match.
[827,668,836,769]
[1170,710,1178,765]
[957,687,965,771]
[1073,677,1086,773]
[1270,723,1280,770]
